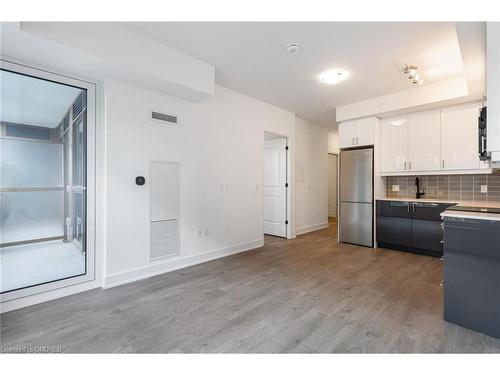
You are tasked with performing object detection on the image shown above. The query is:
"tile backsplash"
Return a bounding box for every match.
[385,171,500,202]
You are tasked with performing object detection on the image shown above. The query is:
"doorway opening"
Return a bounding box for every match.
[0,61,95,300]
[263,131,289,242]
[328,153,338,227]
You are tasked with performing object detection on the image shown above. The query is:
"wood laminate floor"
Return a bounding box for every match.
[2,223,500,353]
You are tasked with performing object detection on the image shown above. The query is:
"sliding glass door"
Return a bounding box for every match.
[0,60,95,301]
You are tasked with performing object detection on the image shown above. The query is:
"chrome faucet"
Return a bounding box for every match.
[415,177,425,199]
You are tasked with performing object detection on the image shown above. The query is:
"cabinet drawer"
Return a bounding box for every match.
[376,200,411,218]
[412,203,453,221]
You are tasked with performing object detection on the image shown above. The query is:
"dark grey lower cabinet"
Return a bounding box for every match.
[376,200,453,256]
[443,217,500,339]
[376,201,412,248]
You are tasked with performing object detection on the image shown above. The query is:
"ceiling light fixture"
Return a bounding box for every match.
[286,43,300,54]
[404,64,424,85]
[318,69,349,85]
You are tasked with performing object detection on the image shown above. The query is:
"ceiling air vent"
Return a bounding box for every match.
[150,110,178,125]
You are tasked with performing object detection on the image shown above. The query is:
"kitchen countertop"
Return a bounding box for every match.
[377,197,500,220]
[376,197,500,209]
[376,197,460,204]
[441,210,500,222]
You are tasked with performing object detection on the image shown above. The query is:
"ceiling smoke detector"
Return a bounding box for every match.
[404,64,423,85]
[286,43,300,54]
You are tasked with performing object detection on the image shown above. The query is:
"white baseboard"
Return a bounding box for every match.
[0,279,102,313]
[104,239,264,289]
[295,222,329,236]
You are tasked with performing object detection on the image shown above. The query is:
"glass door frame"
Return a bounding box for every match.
[0,59,96,303]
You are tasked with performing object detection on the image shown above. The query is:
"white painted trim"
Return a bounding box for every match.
[0,58,100,303]
[0,279,101,313]
[295,222,329,236]
[104,239,264,289]
[148,160,181,262]
[262,130,294,240]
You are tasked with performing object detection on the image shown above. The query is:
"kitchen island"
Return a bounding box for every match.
[441,206,500,339]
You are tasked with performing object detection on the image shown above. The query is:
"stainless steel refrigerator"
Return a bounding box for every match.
[339,147,373,247]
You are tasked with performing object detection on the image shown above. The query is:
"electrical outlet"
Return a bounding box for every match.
[392,185,400,192]
[481,185,488,193]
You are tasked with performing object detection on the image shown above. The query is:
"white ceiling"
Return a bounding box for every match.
[126,22,470,128]
[0,69,82,128]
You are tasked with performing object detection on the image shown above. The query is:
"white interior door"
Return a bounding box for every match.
[328,154,338,218]
[264,137,287,237]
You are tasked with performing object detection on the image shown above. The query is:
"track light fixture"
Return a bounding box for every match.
[404,64,423,85]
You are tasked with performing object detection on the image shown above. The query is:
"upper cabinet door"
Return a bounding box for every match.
[356,117,376,146]
[408,110,441,172]
[338,120,357,148]
[380,116,409,173]
[441,103,481,170]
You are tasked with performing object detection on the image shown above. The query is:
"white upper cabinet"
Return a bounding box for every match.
[441,102,481,170]
[408,110,441,172]
[356,117,376,146]
[380,115,409,173]
[339,120,357,148]
[338,117,376,148]
[379,101,489,175]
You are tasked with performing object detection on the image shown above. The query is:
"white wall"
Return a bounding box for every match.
[1,23,330,303]
[294,117,329,235]
[336,77,469,122]
[1,22,215,101]
[487,22,500,163]
[328,131,339,154]
[104,80,296,286]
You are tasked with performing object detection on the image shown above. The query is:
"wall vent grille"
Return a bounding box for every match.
[72,92,86,120]
[151,111,178,124]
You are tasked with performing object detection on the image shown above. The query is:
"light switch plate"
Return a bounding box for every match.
[392,185,400,192]
[481,185,488,193]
